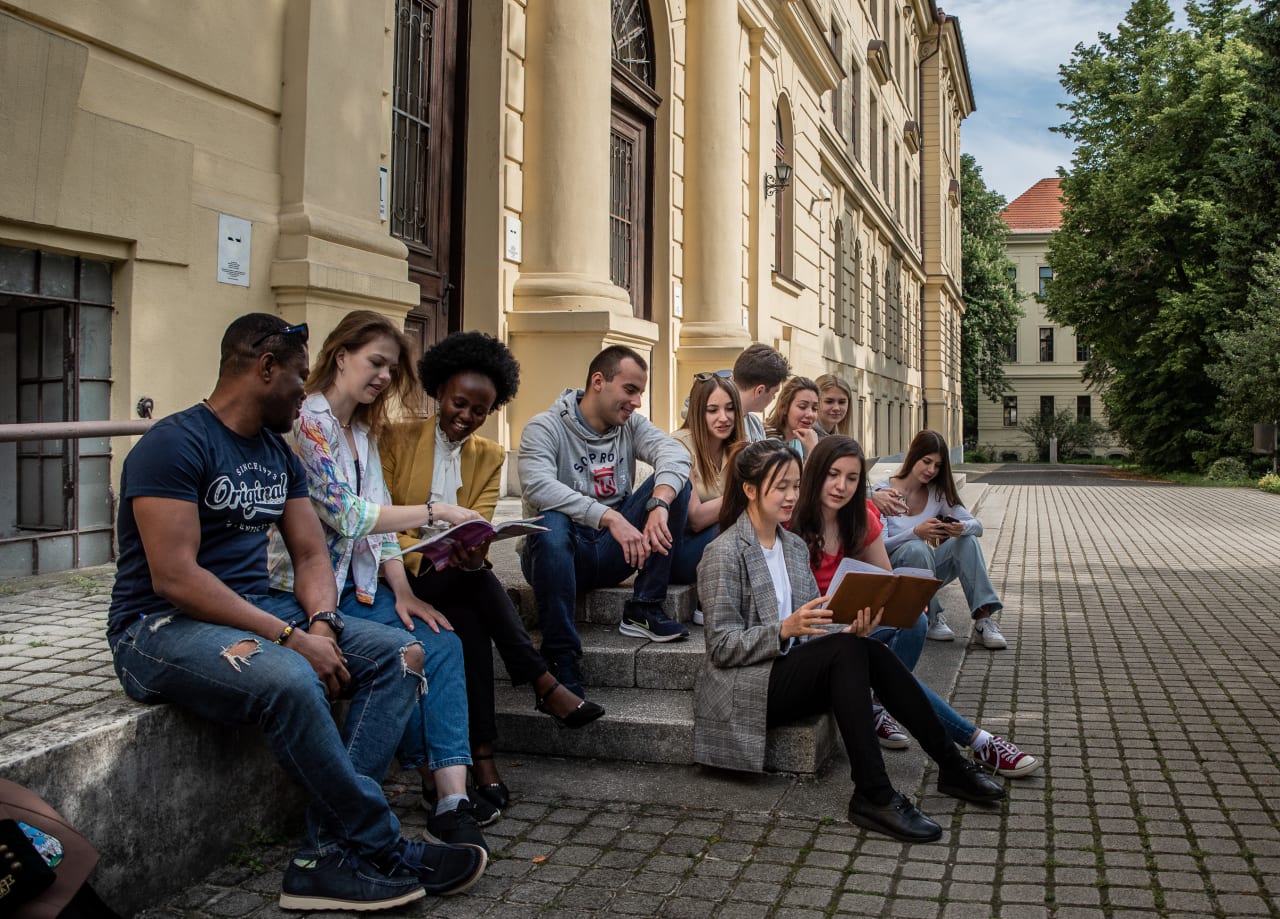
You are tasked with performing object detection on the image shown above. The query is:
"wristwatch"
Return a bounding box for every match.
[308,609,345,637]
[645,497,670,513]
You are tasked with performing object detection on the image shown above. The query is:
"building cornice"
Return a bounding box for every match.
[779,0,843,93]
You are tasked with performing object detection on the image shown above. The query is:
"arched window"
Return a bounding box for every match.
[610,0,660,319]
[774,98,795,277]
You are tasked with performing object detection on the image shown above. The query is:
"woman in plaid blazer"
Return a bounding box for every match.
[692,441,1003,842]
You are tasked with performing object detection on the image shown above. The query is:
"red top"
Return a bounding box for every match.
[811,501,884,593]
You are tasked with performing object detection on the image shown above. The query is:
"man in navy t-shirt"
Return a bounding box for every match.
[108,314,485,910]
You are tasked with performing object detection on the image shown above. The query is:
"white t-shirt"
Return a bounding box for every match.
[761,538,793,653]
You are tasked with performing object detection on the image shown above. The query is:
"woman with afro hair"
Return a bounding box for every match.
[381,331,604,817]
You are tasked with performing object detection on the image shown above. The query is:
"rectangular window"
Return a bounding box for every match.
[881,120,889,199]
[1077,395,1091,420]
[869,97,879,187]
[1039,265,1053,296]
[1039,327,1054,362]
[1076,340,1091,362]
[1041,395,1055,420]
[850,61,861,159]
[1006,265,1017,289]
[1005,337,1017,362]
[893,142,901,218]
[830,22,842,135]
[1003,396,1017,427]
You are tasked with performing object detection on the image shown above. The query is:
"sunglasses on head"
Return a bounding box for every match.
[250,322,310,350]
[693,369,733,383]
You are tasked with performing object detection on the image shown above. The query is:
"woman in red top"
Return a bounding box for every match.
[791,436,1040,778]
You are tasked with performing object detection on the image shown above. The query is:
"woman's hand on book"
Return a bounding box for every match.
[780,595,833,639]
[841,606,884,638]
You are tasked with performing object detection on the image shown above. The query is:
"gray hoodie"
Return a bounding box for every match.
[518,388,691,528]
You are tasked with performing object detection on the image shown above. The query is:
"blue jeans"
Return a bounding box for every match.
[889,535,1002,620]
[522,478,691,659]
[331,584,472,771]
[109,593,419,858]
[870,611,978,746]
[671,522,718,586]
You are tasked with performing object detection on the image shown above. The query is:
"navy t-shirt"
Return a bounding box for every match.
[108,404,308,636]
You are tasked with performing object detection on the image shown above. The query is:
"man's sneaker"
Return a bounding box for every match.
[426,798,490,852]
[467,793,500,827]
[279,850,425,911]
[692,608,705,626]
[974,735,1040,778]
[973,617,1007,649]
[374,838,487,897]
[618,601,689,642]
[927,610,955,641]
[873,707,910,750]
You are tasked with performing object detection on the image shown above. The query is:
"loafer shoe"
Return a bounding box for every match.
[374,838,487,897]
[938,760,1005,804]
[426,799,491,851]
[847,791,942,842]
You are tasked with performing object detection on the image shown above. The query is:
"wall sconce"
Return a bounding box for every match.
[764,162,793,198]
[809,184,833,213]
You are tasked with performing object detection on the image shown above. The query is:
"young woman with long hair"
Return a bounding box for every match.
[380,331,604,815]
[764,376,821,461]
[872,429,1009,650]
[266,310,490,851]
[693,441,1004,842]
[669,372,746,585]
[814,373,854,437]
[791,436,1039,777]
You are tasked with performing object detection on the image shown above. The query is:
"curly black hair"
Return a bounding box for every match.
[417,331,521,408]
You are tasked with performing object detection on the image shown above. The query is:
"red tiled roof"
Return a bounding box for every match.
[1002,178,1064,232]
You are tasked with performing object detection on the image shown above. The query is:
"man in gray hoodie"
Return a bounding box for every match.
[519,346,693,698]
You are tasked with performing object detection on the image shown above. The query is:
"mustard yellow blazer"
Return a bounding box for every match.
[380,416,506,577]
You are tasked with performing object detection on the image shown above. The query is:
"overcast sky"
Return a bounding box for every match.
[943,0,1191,203]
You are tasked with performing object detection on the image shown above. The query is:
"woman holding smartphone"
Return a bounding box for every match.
[693,441,1003,842]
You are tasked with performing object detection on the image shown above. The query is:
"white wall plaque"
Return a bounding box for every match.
[505,215,522,263]
[379,167,389,222]
[673,283,683,318]
[217,214,251,287]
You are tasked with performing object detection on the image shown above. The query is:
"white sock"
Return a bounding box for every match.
[970,730,994,752]
[436,793,468,815]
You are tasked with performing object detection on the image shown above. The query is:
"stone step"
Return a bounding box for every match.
[493,623,706,690]
[493,684,836,775]
[506,581,699,627]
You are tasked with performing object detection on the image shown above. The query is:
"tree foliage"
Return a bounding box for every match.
[1018,409,1107,462]
[959,153,1021,442]
[1209,245,1280,433]
[1044,0,1252,470]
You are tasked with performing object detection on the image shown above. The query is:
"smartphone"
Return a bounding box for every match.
[937,515,959,524]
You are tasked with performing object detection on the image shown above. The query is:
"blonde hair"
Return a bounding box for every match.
[306,311,423,439]
[815,373,854,436]
[765,376,819,439]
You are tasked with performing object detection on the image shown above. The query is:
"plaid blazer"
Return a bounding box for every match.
[693,512,819,772]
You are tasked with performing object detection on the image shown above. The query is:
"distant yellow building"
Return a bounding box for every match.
[976,178,1123,460]
[0,0,973,575]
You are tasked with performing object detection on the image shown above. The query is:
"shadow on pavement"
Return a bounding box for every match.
[959,463,1177,487]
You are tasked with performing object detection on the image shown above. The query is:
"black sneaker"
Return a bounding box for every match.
[847,791,942,843]
[618,601,689,642]
[426,798,491,852]
[376,838,488,896]
[937,760,1006,804]
[279,850,425,911]
[467,792,501,827]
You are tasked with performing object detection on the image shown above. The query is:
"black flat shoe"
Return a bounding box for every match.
[847,791,942,842]
[536,679,606,729]
[470,753,511,811]
[938,760,1006,804]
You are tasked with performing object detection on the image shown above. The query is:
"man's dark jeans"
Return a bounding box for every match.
[522,479,691,661]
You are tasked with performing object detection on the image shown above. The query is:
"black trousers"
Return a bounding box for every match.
[407,564,547,746]
[767,632,964,802]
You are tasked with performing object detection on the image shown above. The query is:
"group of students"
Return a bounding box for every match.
[106,314,1037,912]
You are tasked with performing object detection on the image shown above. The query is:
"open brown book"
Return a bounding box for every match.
[822,559,942,629]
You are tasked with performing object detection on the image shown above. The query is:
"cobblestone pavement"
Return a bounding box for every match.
[8,480,1280,917]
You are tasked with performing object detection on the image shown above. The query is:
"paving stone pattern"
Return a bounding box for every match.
[7,481,1280,917]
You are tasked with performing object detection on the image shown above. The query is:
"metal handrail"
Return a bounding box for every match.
[0,420,154,444]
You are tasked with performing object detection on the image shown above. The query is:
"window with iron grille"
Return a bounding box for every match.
[391,0,436,252]
[610,0,657,319]
[1003,396,1017,427]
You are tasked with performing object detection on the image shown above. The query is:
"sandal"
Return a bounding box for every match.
[469,753,511,812]
[535,679,606,730]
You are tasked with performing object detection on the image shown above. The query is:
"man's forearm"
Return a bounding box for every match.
[293,552,339,617]
[155,567,293,638]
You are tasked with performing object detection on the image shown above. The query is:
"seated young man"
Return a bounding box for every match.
[732,343,790,442]
[519,345,693,698]
[106,314,485,912]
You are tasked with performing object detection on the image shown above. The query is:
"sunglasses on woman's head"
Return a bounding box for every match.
[693,369,733,383]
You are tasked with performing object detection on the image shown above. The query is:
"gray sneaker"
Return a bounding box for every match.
[926,610,955,641]
[973,617,1007,650]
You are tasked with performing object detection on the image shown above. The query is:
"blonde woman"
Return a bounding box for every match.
[764,376,821,462]
[815,373,854,437]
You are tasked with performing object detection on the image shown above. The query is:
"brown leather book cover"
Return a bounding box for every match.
[826,571,942,629]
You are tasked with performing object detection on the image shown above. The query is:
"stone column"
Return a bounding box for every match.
[677,0,751,388]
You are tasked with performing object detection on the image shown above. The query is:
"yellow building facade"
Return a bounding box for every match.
[0,0,972,575]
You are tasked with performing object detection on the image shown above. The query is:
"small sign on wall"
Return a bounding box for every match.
[217,214,251,287]
[505,215,522,263]
[673,283,683,318]
[379,167,389,222]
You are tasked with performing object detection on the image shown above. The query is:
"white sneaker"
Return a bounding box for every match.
[926,610,955,641]
[692,609,705,626]
[973,617,1007,650]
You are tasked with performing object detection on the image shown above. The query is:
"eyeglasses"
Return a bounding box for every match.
[250,322,309,351]
[693,369,733,383]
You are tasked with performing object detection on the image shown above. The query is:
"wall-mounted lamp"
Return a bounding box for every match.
[809,184,833,213]
[764,162,793,198]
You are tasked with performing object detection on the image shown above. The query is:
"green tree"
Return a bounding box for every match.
[1044,0,1251,470]
[959,153,1021,442]
[1018,409,1107,461]
[1210,245,1280,435]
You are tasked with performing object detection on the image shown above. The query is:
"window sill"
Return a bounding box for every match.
[771,271,807,297]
